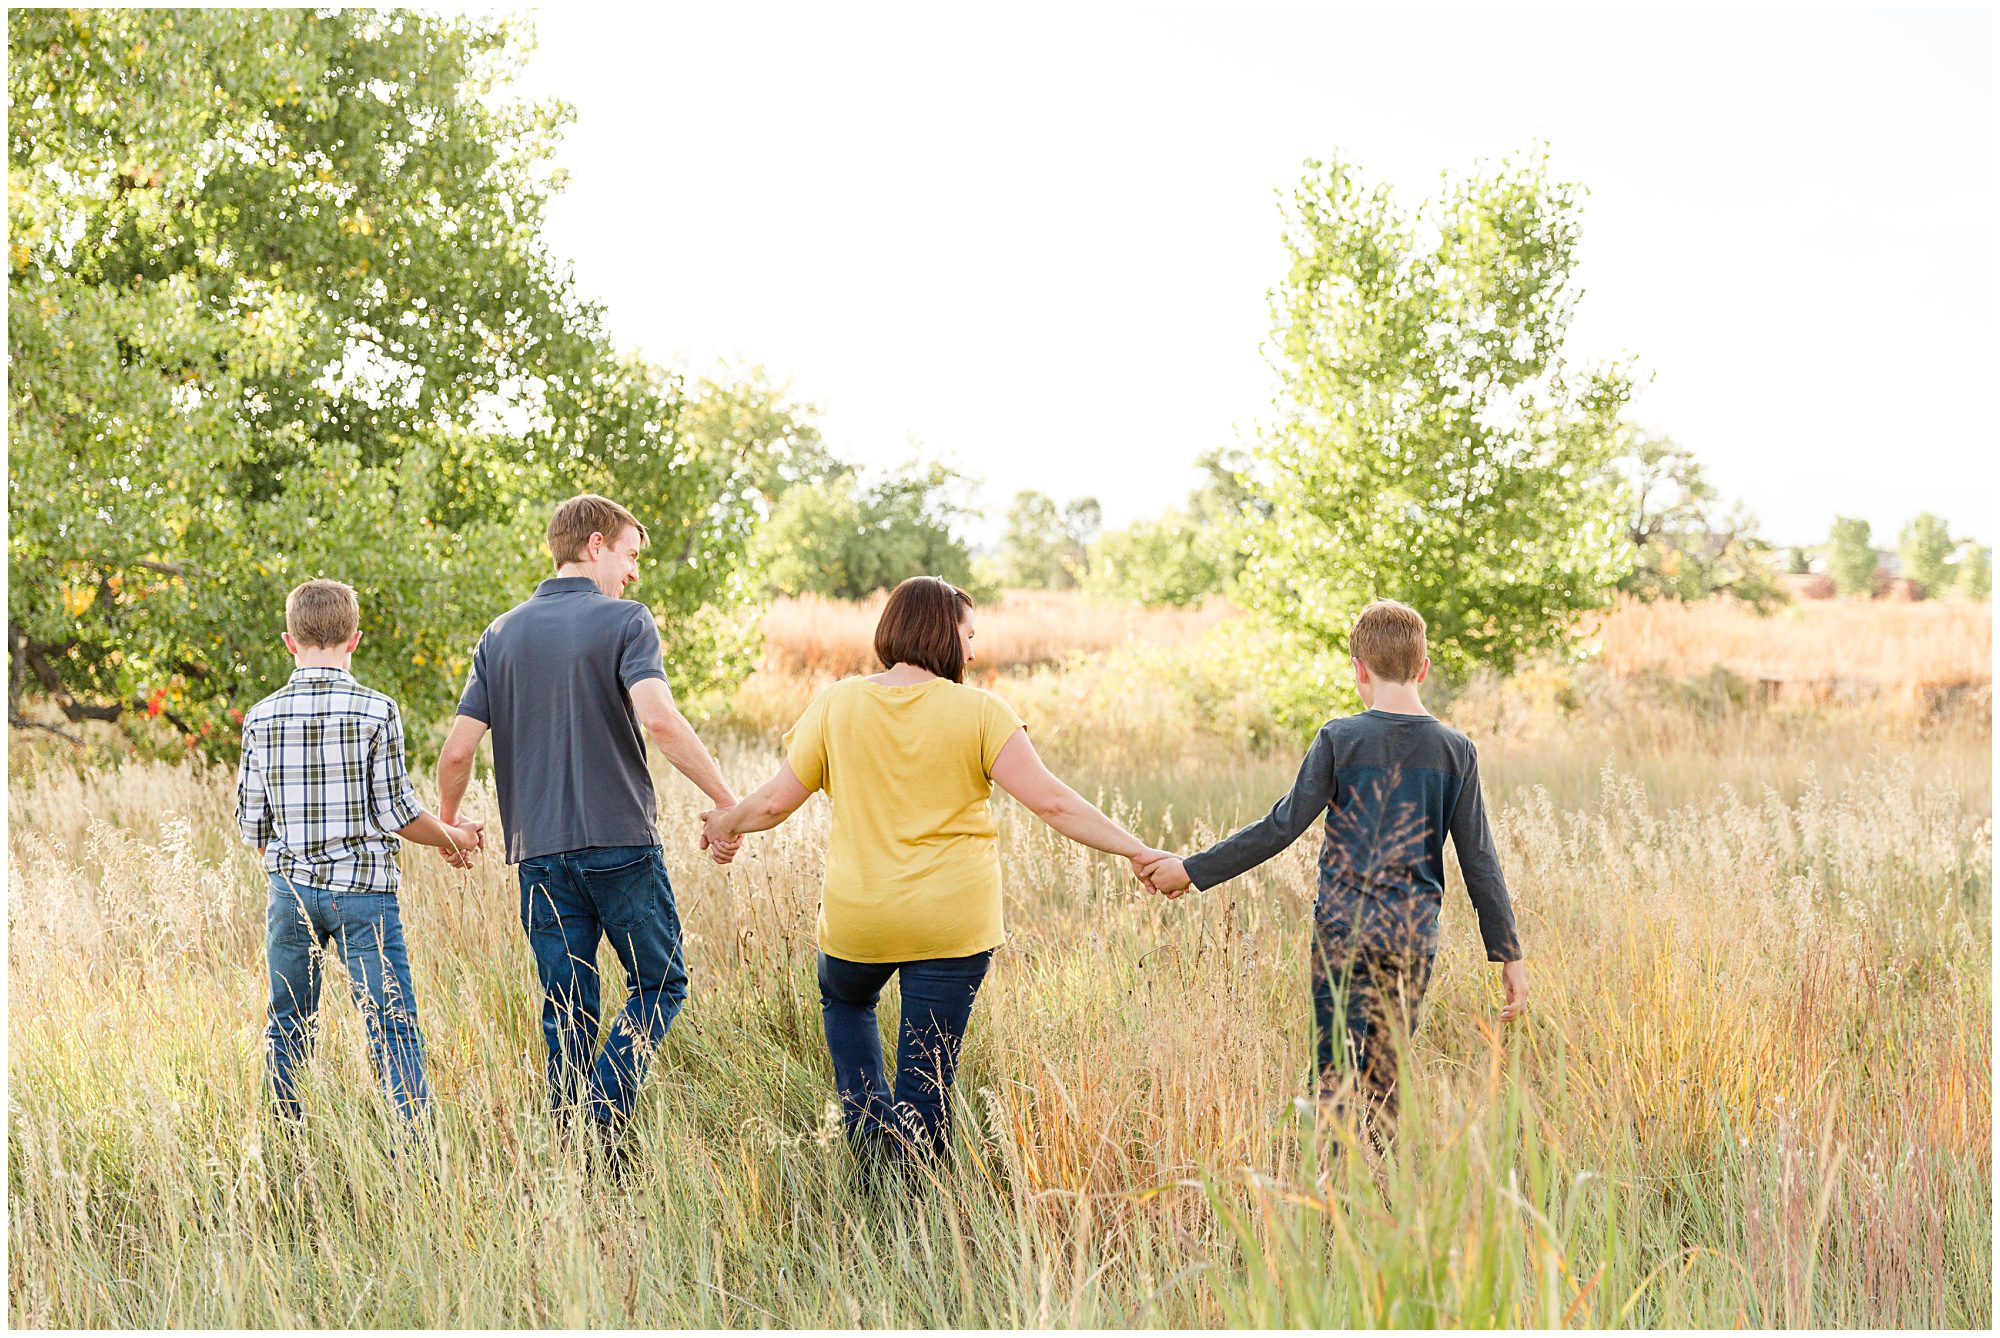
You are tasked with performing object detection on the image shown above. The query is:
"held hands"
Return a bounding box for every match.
[699,807,743,866]
[438,818,484,869]
[1131,848,1193,898]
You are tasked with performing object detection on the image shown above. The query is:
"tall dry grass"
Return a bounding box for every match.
[760,590,1993,694]
[7,698,1991,1325]
[758,589,1239,676]
[1590,596,1993,694]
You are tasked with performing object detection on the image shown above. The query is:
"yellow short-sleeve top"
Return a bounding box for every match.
[782,676,1027,963]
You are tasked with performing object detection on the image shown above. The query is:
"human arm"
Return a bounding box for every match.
[436,714,487,827]
[700,763,813,858]
[366,705,480,863]
[1447,745,1522,965]
[629,677,736,810]
[396,811,486,867]
[988,729,1167,866]
[1175,726,1338,892]
[234,723,274,852]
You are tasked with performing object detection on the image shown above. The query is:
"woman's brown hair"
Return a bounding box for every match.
[873,576,974,682]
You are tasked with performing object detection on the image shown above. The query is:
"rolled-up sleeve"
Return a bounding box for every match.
[368,706,426,834]
[235,724,274,848]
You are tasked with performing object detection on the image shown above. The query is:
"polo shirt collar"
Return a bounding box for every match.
[536,576,601,597]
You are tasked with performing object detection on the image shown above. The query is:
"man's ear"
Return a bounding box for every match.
[347,629,364,653]
[1352,656,1370,686]
[282,631,299,656]
[1416,656,1430,684]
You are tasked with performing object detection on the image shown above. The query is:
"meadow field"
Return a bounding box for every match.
[6,595,1992,1326]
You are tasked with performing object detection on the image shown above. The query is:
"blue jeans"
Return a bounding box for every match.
[265,874,429,1122]
[1311,902,1435,1134]
[517,844,689,1127]
[817,949,993,1160]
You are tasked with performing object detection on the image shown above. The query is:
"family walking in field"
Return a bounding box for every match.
[236,493,1529,1178]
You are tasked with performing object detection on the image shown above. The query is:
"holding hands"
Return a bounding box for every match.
[699,807,743,866]
[427,816,484,868]
[445,819,484,867]
[1129,848,1193,898]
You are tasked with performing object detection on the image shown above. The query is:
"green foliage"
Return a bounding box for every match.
[676,364,841,512]
[8,10,759,757]
[1897,513,1957,598]
[996,491,1100,589]
[1827,517,1878,596]
[1238,150,1634,680]
[1086,448,1258,607]
[750,462,986,600]
[1960,545,1991,600]
[1084,510,1230,607]
[1787,546,1812,575]
[1615,431,1784,609]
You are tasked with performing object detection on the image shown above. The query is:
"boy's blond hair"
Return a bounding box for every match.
[1350,599,1427,683]
[548,494,647,566]
[285,579,360,649]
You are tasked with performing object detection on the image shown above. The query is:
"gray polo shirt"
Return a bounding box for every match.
[457,576,667,863]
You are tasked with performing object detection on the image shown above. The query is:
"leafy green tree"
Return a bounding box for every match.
[1897,513,1956,598]
[751,462,984,600]
[1827,517,1878,596]
[8,10,759,755]
[997,490,1100,589]
[1787,547,1812,575]
[1190,446,1265,528]
[677,364,841,513]
[1085,511,1229,607]
[1237,150,1634,680]
[1085,449,1257,606]
[1961,546,1992,600]
[1615,432,1783,609]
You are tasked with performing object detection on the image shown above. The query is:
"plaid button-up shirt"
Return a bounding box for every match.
[235,667,426,896]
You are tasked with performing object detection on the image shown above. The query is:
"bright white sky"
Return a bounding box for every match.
[506,3,1995,549]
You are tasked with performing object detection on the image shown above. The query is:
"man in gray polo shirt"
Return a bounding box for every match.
[437,494,740,1162]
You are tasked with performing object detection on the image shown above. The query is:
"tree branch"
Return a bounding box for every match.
[8,715,86,746]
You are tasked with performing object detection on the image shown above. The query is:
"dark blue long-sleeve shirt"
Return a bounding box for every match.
[1181,709,1522,962]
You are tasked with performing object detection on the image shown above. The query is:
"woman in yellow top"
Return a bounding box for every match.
[701,576,1169,1164]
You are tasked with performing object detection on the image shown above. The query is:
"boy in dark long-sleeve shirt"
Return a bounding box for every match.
[1142,600,1527,1139]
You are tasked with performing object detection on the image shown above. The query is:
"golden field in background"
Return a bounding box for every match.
[8,590,1992,1325]
[1589,596,1993,697]
[760,589,1993,689]
[758,589,1242,676]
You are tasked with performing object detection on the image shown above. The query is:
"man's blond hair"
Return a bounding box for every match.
[1350,599,1427,683]
[285,579,360,649]
[548,494,647,566]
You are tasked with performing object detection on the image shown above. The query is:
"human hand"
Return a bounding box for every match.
[442,819,483,868]
[699,808,741,865]
[1498,959,1528,1022]
[1128,847,1167,890]
[1135,850,1192,898]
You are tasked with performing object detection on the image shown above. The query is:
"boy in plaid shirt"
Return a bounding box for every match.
[235,579,484,1124]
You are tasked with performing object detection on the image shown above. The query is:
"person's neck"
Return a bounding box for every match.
[870,662,938,686]
[295,651,352,672]
[1366,684,1430,716]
